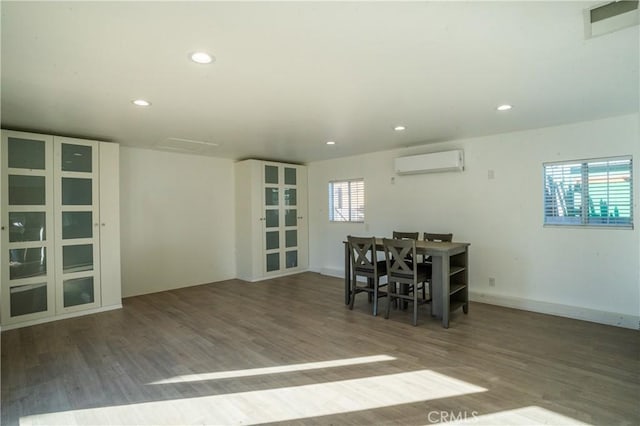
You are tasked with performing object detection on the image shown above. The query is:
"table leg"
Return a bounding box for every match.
[431,256,443,318]
[463,247,469,314]
[344,242,350,305]
[431,253,451,328]
[441,254,450,328]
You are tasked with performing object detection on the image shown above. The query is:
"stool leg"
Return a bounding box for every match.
[372,279,378,316]
[412,289,418,326]
[385,281,393,319]
[349,272,357,310]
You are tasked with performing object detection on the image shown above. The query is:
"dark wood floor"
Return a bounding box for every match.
[2,272,639,425]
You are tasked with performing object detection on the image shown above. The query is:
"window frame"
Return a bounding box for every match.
[543,155,633,229]
[328,178,365,223]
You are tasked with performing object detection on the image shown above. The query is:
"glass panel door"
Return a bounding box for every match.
[263,164,281,273]
[283,167,299,269]
[54,138,101,313]
[262,164,303,274]
[1,131,56,325]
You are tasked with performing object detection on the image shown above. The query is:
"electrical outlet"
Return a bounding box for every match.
[489,277,496,287]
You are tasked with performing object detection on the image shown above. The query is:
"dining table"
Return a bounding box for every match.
[343,238,470,328]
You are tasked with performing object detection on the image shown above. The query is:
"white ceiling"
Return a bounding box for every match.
[1,1,638,164]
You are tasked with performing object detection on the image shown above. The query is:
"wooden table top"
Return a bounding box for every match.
[344,238,469,254]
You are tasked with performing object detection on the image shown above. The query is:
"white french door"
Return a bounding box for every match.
[262,163,305,276]
[53,137,101,313]
[1,132,103,326]
[1,131,56,324]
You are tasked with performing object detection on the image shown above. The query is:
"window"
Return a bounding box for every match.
[543,156,633,228]
[329,179,364,222]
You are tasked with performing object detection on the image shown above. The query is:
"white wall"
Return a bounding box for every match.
[308,114,640,328]
[119,147,236,297]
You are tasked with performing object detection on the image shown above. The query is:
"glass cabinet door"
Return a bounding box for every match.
[262,164,303,275]
[283,166,299,269]
[54,138,101,312]
[263,165,280,272]
[2,131,107,327]
[1,132,56,324]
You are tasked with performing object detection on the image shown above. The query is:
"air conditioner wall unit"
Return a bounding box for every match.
[394,150,464,175]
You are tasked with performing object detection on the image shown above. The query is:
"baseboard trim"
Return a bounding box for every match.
[319,267,639,330]
[1,304,123,332]
[320,267,343,279]
[240,268,312,283]
[470,291,639,330]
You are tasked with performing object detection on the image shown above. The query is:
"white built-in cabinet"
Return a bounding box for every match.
[0,130,121,329]
[235,159,308,281]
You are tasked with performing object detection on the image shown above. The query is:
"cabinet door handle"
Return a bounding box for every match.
[101,223,106,226]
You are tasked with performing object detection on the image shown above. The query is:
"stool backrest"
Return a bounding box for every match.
[347,236,378,273]
[423,232,453,242]
[383,237,418,285]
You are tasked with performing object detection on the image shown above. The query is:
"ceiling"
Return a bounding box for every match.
[1,1,638,164]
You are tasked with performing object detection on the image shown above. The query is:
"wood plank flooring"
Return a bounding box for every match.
[2,272,639,425]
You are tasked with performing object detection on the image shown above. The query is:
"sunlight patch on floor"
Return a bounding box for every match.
[20,370,487,426]
[438,405,591,425]
[148,354,396,384]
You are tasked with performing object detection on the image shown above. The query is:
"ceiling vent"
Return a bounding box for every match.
[585,1,639,38]
[155,137,220,156]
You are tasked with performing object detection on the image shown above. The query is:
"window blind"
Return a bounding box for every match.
[329,179,365,222]
[543,156,633,228]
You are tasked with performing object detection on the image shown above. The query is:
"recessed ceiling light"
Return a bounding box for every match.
[132,99,151,107]
[497,104,513,111]
[190,52,214,64]
[394,126,406,131]
[326,141,336,145]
